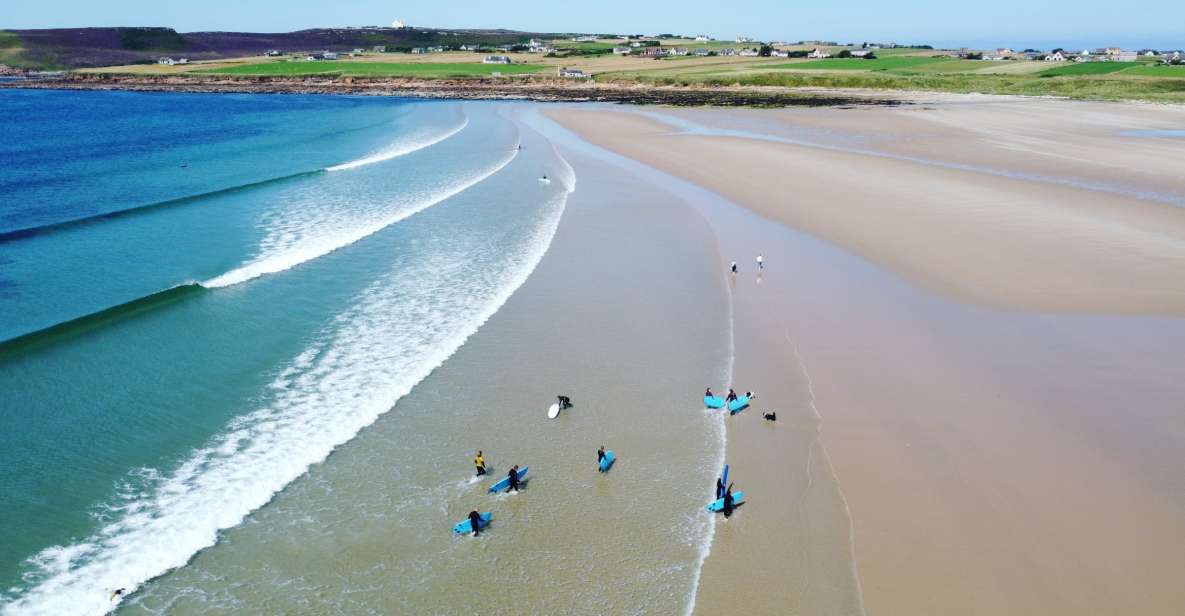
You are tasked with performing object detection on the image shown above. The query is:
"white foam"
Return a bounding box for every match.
[2,131,572,616]
[202,138,518,289]
[325,109,468,172]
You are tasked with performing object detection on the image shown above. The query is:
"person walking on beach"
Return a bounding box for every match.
[506,465,520,494]
[716,476,725,500]
[723,483,736,518]
[468,510,483,537]
[756,253,764,271]
[730,261,738,275]
[726,389,738,405]
[474,451,486,477]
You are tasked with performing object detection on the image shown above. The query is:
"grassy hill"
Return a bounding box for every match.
[0,27,559,69]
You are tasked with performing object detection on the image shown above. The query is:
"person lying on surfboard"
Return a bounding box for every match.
[474,451,486,477]
[468,510,483,537]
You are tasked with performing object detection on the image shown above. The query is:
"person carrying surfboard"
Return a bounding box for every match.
[557,395,572,410]
[597,446,605,464]
[474,451,486,477]
[468,510,483,536]
[716,476,725,500]
[506,465,520,493]
[726,389,738,404]
[705,387,714,398]
[723,483,735,518]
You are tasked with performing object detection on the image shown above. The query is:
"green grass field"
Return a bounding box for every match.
[1117,64,1185,77]
[1039,62,1137,77]
[201,61,546,78]
[770,56,945,71]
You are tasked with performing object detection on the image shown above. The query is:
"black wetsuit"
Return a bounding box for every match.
[558,395,571,409]
[716,478,725,500]
[507,468,519,493]
[468,511,482,536]
[723,488,735,517]
[597,449,605,463]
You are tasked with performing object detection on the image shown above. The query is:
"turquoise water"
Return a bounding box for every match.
[0,91,727,616]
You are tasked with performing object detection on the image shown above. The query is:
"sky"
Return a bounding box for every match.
[4,0,1182,50]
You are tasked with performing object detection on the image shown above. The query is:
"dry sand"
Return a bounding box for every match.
[546,100,1185,615]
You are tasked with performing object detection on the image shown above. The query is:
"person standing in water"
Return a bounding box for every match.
[730,261,738,275]
[557,395,572,410]
[756,253,764,271]
[723,483,736,518]
[468,510,483,536]
[506,465,520,493]
[726,389,738,404]
[474,451,486,477]
[597,446,606,465]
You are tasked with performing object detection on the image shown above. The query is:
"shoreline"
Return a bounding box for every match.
[0,74,910,107]
[547,103,1185,615]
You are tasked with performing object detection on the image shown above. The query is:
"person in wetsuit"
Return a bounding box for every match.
[726,389,738,404]
[507,465,520,493]
[716,476,725,500]
[597,446,606,464]
[705,387,714,398]
[723,483,735,518]
[557,395,572,409]
[474,451,486,477]
[468,510,483,536]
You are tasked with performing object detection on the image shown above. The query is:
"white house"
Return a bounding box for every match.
[1114,51,1137,62]
[737,36,753,43]
[266,50,283,57]
[353,48,364,54]
[808,48,832,59]
[694,48,711,56]
[695,34,711,41]
[483,55,512,64]
[410,47,427,54]
[613,46,631,55]
[669,47,690,56]
[428,46,445,53]
[391,19,406,29]
[177,58,188,64]
[1044,51,1067,61]
[720,48,736,56]
[323,52,339,60]
[771,49,789,57]
[460,44,479,51]
[739,49,759,57]
[558,67,587,78]
[157,57,175,65]
[849,49,873,58]
[372,45,386,53]
[1104,47,1123,55]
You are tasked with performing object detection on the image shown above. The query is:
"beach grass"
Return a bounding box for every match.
[200,61,546,78]
[1039,62,1138,77]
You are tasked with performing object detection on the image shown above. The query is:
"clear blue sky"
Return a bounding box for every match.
[4,0,1181,50]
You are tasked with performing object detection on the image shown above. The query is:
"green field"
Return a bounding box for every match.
[201,61,546,78]
[1039,62,1138,77]
[1115,64,1185,77]
[770,56,945,71]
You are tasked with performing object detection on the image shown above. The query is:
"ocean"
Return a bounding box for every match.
[0,90,730,615]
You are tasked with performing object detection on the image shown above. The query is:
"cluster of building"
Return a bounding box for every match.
[969,47,1183,63]
[156,57,189,66]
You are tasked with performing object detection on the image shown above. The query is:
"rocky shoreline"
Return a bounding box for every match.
[0,73,905,107]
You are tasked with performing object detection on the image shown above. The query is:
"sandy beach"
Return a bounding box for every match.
[547,97,1185,615]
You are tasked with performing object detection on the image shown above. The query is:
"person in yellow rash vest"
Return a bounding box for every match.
[474,451,486,477]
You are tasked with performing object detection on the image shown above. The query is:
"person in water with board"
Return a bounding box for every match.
[468,510,483,536]
[716,476,725,500]
[597,446,606,465]
[725,389,738,405]
[756,253,764,271]
[705,387,714,398]
[506,465,520,493]
[474,451,486,477]
[730,261,738,275]
[557,395,572,410]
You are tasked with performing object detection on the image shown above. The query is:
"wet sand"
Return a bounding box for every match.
[547,99,1185,615]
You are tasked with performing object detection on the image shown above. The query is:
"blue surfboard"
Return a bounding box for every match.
[706,491,745,512]
[453,511,492,534]
[704,395,725,409]
[488,467,529,493]
[728,395,750,414]
[721,463,729,489]
[598,451,616,472]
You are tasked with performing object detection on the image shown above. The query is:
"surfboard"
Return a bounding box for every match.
[728,395,750,414]
[704,395,725,409]
[706,491,746,512]
[598,450,616,472]
[548,403,560,419]
[453,511,492,534]
[722,463,729,488]
[488,467,529,493]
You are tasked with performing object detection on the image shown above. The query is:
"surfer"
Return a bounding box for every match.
[705,387,714,398]
[475,451,486,477]
[764,411,777,422]
[726,389,738,404]
[468,510,483,536]
[597,446,606,464]
[110,588,127,602]
[745,391,756,400]
[557,395,572,410]
[507,465,520,493]
[730,261,738,275]
[716,476,725,500]
[723,483,735,518]
[756,253,764,270]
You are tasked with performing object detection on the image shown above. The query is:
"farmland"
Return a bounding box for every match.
[200,61,547,78]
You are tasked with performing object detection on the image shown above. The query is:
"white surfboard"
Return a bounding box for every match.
[548,403,560,419]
